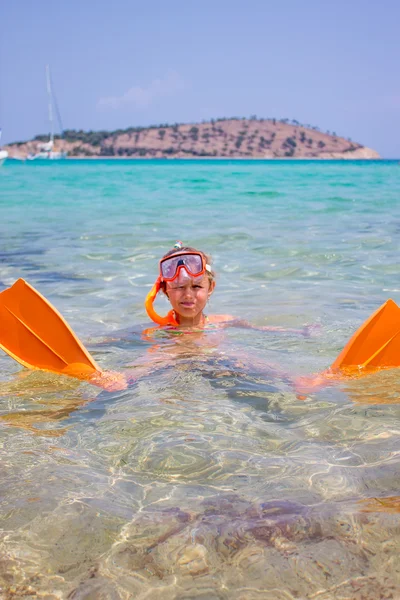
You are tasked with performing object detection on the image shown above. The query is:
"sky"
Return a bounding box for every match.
[1,0,399,157]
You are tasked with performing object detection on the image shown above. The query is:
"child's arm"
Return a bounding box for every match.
[208,315,317,337]
[89,352,178,392]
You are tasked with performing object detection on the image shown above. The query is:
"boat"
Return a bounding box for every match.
[28,66,67,160]
[0,129,8,166]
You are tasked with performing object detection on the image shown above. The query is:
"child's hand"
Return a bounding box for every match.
[294,370,334,399]
[89,370,129,392]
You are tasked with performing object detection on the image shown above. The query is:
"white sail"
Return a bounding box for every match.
[28,66,67,160]
[46,65,54,146]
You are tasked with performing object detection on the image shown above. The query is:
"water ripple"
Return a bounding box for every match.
[1,160,400,598]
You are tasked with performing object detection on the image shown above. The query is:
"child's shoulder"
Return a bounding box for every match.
[207,314,236,324]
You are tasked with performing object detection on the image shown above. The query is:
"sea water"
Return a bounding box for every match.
[0,159,400,599]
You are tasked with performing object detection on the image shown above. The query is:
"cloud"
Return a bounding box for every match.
[98,71,185,110]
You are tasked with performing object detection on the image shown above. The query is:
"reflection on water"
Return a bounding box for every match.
[342,369,400,404]
[359,496,400,513]
[0,371,96,437]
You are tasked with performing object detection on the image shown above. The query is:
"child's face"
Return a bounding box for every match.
[166,274,214,320]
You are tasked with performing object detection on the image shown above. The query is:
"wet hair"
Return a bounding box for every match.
[160,244,215,293]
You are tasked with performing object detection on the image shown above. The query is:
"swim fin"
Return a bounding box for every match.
[296,299,400,398]
[331,298,400,371]
[0,278,102,383]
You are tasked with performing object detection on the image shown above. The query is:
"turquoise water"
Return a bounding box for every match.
[1,159,400,598]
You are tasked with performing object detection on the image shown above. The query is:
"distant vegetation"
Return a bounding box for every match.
[31,117,344,146]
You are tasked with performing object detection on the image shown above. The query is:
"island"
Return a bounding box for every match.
[5,117,380,160]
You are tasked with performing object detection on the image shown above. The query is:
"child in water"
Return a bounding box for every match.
[0,241,314,394]
[96,241,312,390]
[145,240,310,334]
[146,241,218,329]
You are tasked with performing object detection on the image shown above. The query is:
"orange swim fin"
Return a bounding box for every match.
[296,299,400,397]
[0,278,101,383]
[331,298,400,371]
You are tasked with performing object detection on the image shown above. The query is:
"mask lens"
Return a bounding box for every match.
[160,253,204,280]
[181,254,203,275]
[160,256,179,280]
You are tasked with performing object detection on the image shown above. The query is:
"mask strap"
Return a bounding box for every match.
[144,277,178,326]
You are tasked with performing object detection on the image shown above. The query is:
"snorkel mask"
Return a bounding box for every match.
[145,242,212,326]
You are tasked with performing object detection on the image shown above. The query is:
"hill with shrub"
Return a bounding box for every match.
[6,117,379,159]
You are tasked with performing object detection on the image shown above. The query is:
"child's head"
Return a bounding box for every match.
[159,242,215,291]
[159,242,215,325]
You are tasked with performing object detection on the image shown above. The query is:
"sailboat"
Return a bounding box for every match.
[0,129,8,166]
[28,66,67,160]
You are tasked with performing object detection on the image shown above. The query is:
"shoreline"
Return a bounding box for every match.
[6,155,397,162]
